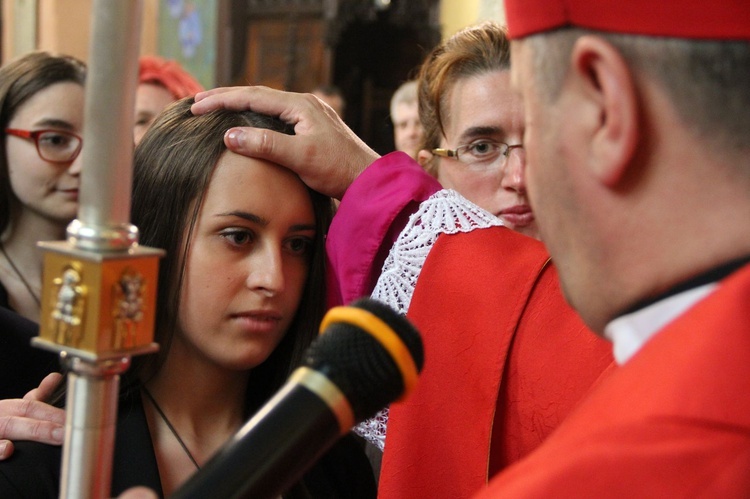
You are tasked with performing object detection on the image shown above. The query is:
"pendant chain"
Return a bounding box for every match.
[0,242,41,307]
[142,386,201,471]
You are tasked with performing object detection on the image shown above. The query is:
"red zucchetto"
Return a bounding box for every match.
[504,0,750,40]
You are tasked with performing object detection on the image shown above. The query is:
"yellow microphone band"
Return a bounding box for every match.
[320,306,418,401]
[291,366,354,434]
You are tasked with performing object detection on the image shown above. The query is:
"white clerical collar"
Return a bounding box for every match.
[603,283,718,365]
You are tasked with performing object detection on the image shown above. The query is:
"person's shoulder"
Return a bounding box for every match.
[0,305,35,334]
[0,308,58,399]
[448,223,546,250]
[432,225,549,273]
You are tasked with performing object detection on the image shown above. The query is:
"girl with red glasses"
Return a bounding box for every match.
[0,51,86,323]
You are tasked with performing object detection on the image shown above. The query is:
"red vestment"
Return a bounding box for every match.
[379,227,614,498]
[476,263,750,498]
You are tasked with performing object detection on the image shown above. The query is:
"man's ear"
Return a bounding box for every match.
[569,35,639,187]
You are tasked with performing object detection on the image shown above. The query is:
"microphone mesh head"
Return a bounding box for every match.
[302,298,424,423]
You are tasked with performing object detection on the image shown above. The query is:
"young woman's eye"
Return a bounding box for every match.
[285,236,313,256]
[40,132,74,149]
[220,229,254,246]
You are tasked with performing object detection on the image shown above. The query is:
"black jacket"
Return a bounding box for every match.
[0,304,59,399]
[0,384,376,498]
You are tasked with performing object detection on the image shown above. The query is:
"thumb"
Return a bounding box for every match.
[224,127,298,166]
[0,440,14,461]
[114,486,160,499]
[24,372,63,402]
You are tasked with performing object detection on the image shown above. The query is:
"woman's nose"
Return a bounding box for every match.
[246,246,285,296]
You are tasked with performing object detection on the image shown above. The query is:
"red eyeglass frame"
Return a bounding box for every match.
[5,128,83,164]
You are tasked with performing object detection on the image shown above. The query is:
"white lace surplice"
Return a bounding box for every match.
[354,190,503,450]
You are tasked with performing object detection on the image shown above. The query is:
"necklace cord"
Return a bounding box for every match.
[0,242,41,307]
[142,386,201,471]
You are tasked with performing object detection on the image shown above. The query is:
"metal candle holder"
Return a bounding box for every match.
[31,2,164,497]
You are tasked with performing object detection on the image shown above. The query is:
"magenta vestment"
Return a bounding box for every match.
[325,152,441,308]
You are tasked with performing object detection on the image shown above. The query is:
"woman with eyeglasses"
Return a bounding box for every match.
[0,51,86,323]
[415,22,537,239]
[350,24,611,496]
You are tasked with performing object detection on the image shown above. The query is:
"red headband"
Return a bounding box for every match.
[139,56,204,100]
[504,0,750,40]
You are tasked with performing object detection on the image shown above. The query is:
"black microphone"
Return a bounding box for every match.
[171,298,424,499]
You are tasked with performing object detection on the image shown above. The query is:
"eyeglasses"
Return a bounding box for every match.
[5,128,83,164]
[432,140,523,170]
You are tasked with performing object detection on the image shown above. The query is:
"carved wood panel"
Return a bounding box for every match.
[243,16,329,92]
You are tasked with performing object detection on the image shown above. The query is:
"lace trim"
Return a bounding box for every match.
[355,190,502,450]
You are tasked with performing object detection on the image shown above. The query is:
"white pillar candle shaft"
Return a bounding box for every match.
[78,0,143,233]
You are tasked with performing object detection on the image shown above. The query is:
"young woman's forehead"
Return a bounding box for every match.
[201,153,315,223]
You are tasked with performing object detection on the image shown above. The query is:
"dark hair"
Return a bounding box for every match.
[417,22,511,176]
[0,51,86,236]
[129,98,334,415]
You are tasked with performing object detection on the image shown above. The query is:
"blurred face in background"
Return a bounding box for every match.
[392,101,423,159]
[134,82,176,144]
